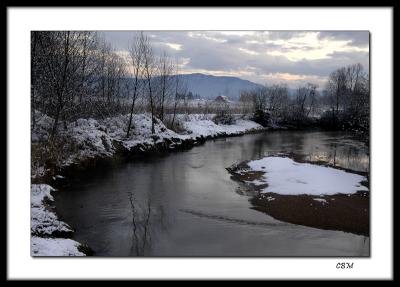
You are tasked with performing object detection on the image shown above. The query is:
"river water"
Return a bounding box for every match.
[55,130,370,256]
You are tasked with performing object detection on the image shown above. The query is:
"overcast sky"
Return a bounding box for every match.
[102,31,369,89]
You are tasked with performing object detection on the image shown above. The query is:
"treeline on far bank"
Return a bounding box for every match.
[236,63,369,135]
[31,31,369,139]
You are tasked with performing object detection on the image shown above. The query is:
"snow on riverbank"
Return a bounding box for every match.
[31,237,85,256]
[181,114,263,138]
[31,184,85,256]
[32,112,264,178]
[246,156,368,195]
[31,184,73,236]
[105,114,189,150]
[104,113,264,147]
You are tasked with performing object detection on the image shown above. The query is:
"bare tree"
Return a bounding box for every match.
[156,51,174,123]
[325,63,369,129]
[77,32,96,103]
[99,40,111,101]
[126,32,145,138]
[171,64,188,128]
[142,35,156,134]
[293,83,317,120]
[266,84,289,118]
[252,86,268,112]
[326,67,347,117]
[36,31,74,139]
[31,31,39,130]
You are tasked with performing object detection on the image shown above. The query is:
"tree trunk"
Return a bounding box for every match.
[126,79,138,138]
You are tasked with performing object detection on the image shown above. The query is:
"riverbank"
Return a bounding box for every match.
[227,155,369,236]
[32,112,265,183]
[31,112,265,256]
[30,184,90,256]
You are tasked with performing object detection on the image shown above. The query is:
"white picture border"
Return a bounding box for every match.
[7,7,393,280]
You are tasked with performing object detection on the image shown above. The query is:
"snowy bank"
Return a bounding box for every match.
[31,184,86,256]
[31,237,85,256]
[243,156,368,195]
[180,114,263,138]
[32,112,264,180]
[31,184,73,236]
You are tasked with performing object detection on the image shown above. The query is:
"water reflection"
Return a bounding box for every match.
[250,131,369,172]
[127,192,170,256]
[55,130,369,256]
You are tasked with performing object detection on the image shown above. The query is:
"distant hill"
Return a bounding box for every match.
[176,73,264,101]
[124,73,297,100]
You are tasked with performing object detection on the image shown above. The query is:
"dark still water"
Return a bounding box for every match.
[55,131,370,256]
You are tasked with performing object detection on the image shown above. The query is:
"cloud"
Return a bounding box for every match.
[238,47,259,56]
[164,43,182,50]
[318,31,369,47]
[101,31,369,88]
[261,72,327,87]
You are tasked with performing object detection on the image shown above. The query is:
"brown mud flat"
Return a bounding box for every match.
[250,192,369,236]
[227,155,369,236]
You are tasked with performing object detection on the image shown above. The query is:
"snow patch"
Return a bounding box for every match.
[31,184,73,236]
[31,237,85,256]
[313,198,329,205]
[266,196,275,202]
[31,184,85,256]
[247,157,368,195]
[181,115,263,138]
[31,184,54,207]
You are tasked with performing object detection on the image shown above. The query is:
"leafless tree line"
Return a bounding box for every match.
[239,83,318,126]
[125,33,189,135]
[324,63,369,130]
[31,31,189,141]
[238,63,369,130]
[32,32,129,137]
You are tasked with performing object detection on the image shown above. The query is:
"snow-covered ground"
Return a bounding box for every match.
[31,184,85,256]
[245,156,368,195]
[32,112,264,178]
[105,113,264,149]
[181,115,262,138]
[31,184,73,236]
[31,237,85,256]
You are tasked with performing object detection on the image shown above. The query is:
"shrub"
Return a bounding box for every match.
[252,110,270,127]
[213,113,236,125]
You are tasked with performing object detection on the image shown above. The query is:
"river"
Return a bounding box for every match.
[55,130,370,256]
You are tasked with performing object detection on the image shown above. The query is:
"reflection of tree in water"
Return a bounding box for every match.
[245,132,368,172]
[127,191,169,256]
[331,143,337,166]
[250,132,307,160]
[329,143,368,171]
[304,142,368,172]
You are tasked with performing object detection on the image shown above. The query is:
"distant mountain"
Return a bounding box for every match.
[177,73,264,101]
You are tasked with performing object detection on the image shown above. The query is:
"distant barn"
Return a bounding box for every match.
[214,95,230,103]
